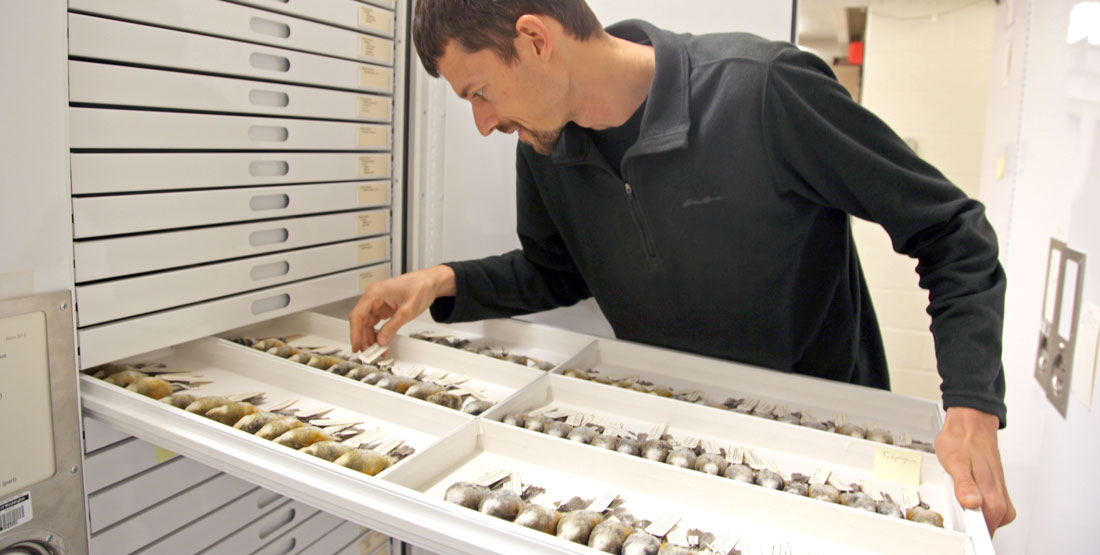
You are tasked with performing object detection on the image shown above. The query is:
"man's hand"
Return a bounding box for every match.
[935,406,1016,536]
[348,265,456,351]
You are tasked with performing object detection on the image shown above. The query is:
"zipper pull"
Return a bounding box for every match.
[624,183,633,196]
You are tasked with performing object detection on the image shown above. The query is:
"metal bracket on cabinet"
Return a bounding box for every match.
[1035,238,1087,417]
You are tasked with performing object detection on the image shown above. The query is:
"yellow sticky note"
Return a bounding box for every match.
[154,446,177,464]
[873,446,922,486]
[995,156,1007,181]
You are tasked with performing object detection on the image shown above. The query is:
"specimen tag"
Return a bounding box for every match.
[725,445,745,464]
[826,473,851,492]
[374,438,403,456]
[710,533,740,555]
[644,512,681,538]
[358,344,387,364]
[680,436,701,450]
[900,487,922,509]
[701,439,721,454]
[648,423,668,439]
[504,473,523,495]
[565,412,586,427]
[809,469,831,485]
[743,448,765,470]
[586,491,618,513]
[860,480,885,502]
[736,398,759,412]
[473,468,512,488]
[873,446,923,486]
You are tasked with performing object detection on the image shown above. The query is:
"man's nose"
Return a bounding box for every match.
[471,102,499,137]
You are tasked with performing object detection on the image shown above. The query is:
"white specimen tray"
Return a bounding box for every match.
[220,311,546,408]
[384,420,991,555]
[556,338,946,446]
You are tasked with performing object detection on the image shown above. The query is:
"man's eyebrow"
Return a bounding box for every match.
[457,84,472,99]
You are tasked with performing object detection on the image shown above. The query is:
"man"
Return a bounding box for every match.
[350,0,1014,534]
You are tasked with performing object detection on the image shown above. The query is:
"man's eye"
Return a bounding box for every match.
[473,90,485,99]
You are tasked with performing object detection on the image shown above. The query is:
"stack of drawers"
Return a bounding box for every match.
[82,417,394,554]
[67,0,402,369]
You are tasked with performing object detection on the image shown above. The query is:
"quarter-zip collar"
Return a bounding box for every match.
[551,19,692,166]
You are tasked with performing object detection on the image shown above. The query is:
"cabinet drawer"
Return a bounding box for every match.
[338,530,392,555]
[73,181,391,238]
[135,487,287,555]
[84,436,178,494]
[359,0,395,9]
[77,264,390,369]
[88,455,221,532]
[71,153,390,195]
[76,237,390,327]
[296,521,369,555]
[70,13,393,93]
[70,0,394,65]
[89,474,259,554]
[82,415,131,453]
[75,208,389,282]
[230,0,394,37]
[206,499,320,555]
[253,511,346,555]
[70,62,392,123]
[71,108,392,151]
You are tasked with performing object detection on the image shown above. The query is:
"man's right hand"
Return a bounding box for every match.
[348,264,456,351]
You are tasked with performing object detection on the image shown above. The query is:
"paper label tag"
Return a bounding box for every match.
[357,183,388,207]
[344,428,386,448]
[834,413,850,427]
[358,36,380,60]
[357,126,388,149]
[359,66,391,91]
[873,446,923,486]
[0,492,32,533]
[357,95,390,122]
[358,343,387,364]
[648,423,667,439]
[764,458,783,476]
[826,473,851,492]
[701,439,721,454]
[725,445,744,465]
[356,238,387,264]
[900,487,921,509]
[356,213,378,235]
[666,526,689,547]
[504,473,523,494]
[396,365,425,379]
[736,398,759,412]
[809,469,831,486]
[565,412,586,427]
[860,480,885,502]
[586,491,617,513]
[644,512,681,537]
[743,448,765,470]
[710,533,740,555]
[359,268,385,292]
[374,438,403,456]
[358,5,391,33]
[473,468,512,488]
[680,436,701,450]
[357,154,387,178]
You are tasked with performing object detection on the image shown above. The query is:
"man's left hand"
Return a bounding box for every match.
[934,406,1016,536]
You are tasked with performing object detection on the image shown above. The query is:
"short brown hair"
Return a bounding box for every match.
[413,0,604,77]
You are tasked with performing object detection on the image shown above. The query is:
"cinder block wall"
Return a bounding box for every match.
[858,0,997,400]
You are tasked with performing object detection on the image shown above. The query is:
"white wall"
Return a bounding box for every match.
[0,1,74,301]
[412,1,794,337]
[985,1,1100,552]
[856,0,997,400]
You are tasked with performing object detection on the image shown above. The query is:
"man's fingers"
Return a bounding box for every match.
[349,298,380,351]
[971,456,1006,534]
[938,447,982,509]
[377,304,416,346]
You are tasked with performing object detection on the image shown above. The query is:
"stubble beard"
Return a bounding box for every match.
[499,123,563,156]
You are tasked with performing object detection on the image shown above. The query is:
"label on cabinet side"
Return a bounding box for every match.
[359,66,391,91]
[357,154,389,178]
[358,182,389,206]
[357,126,389,149]
[356,238,389,265]
[357,96,389,120]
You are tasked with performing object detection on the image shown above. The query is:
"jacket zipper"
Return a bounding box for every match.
[623,182,661,265]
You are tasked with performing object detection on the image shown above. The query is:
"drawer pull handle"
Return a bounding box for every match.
[251,294,290,316]
[250,17,290,39]
[256,490,283,509]
[249,125,289,142]
[258,508,296,539]
[249,228,289,247]
[250,261,290,281]
[266,538,297,555]
[249,194,290,211]
[249,52,290,72]
[248,160,289,177]
[248,89,290,108]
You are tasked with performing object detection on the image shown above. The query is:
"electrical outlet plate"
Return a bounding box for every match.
[1035,239,1087,417]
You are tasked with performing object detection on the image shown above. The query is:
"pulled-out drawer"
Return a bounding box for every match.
[73,181,390,239]
[74,208,389,282]
[83,415,131,453]
[76,238,390,327]
[83,436,179,494]
[70,0,394,65]
[230,0,395,37]
[70,108,392,151]
[70,152,390,195]
[90,474,259,554]
[253,510,347,555]
[87,455,221,532]
[70,62,393,123]
[78,264,390,369]
[69,13,393,93]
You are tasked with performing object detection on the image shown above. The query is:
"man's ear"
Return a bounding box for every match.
[515,14,553,61]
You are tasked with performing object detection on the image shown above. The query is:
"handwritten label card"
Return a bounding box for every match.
[873,446,923,486]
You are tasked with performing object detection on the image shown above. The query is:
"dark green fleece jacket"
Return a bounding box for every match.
[431,20,1008,425]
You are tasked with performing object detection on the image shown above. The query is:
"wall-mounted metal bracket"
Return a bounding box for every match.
[1035,239,1088,417]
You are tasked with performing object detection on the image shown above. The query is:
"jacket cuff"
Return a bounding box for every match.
[428,262,466,323]
[941,393,1007,429]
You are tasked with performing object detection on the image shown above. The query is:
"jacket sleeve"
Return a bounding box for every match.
[430,145,592,323]
[761,47,1008,426]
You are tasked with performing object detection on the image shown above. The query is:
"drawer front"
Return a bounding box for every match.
[359,0,395,9]
[69,13,393,93]
[77,264,390,369]
[71,153,391,195]
[87,455,221,532]
[340,531,392,555]
[73,181,391,238]
[70,0,394,65]
[70,62,393,123]
[135,488,287,555]
[76,237,390,327]
[205,499,321,555]
[253,511,346,555]
[296,521,369,555]
[83,436,179,494]
[231,0,394,37]
[70,108,392,151]
[89,474,259,555]
[82,415,131,453]
[74,208,390,282]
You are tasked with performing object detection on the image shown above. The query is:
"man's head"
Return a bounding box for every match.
[413,0,604,155]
